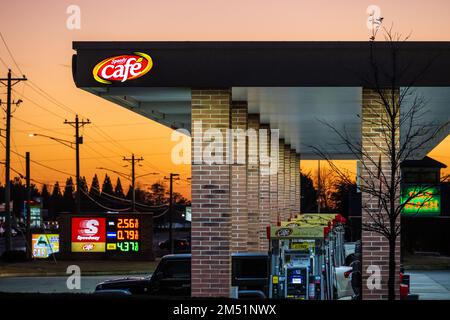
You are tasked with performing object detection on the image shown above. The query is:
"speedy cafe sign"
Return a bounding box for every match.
[93,52,153,84]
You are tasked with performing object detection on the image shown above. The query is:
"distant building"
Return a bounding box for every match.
[401,156,450,256]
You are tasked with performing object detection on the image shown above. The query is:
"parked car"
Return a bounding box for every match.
[0,225,18,237]
[334,241,359,299]
[335,265,354,299]
[95,253,269,298]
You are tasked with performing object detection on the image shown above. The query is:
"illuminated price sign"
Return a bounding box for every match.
[106,217,141,253]
[401,185,440,216]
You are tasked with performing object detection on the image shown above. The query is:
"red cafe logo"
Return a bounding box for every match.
[93,52,153,84]
[82,243,95,251]
[275,228,293,237]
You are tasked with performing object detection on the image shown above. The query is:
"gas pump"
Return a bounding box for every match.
[268,213,347,300]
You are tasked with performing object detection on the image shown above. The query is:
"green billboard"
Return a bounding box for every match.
[401,185,440,216]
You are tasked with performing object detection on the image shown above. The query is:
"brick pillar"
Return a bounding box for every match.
[277,139,286,222]
[361,88,401,300]
[231,102,248,253]
[259,124,271,251]
[290,149,297,217]
[284,144,292,220]
[247,114,260,250]
[295,153,301,213]
[269,132,279,225]
[191,88,232,297]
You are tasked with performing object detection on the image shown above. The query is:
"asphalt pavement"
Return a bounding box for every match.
[0,274,148,294]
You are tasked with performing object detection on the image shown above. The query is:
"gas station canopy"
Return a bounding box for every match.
[72,42,450,159]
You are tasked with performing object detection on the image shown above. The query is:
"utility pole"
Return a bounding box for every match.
[0,69,27,252]
[165,173,179,254]
[64,115,91,214]
[123,154,144,212]
[25,152,31,260]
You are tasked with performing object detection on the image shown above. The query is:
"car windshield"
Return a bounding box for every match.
[160,260,190,279]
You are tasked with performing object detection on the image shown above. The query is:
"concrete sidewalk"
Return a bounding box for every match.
[409,270,450,300]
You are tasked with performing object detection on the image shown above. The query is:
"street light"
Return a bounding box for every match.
[29,132,82,213]
[29,133,75,149]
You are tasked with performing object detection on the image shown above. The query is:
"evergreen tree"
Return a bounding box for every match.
[114,177,125,198]
[41,184,50,210]
[89,174,101,197]
[49,182,62,216]
[101,174,114,195]
[51,182,62,198]
[79,176,89,212]
[79,176,88,193]
[125,184,133,200]
[88,174,102,212]
[62,177,75,212]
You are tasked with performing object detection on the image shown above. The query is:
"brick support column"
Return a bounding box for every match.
[191,88,232,297]
[247,114,260,250]
[231,102,248,253]
[269,133,279,225]
[295,153,301,213]
[284,144,292,220]
[361,88,400,300]
[259,124,271,251]
[277,139,286,222]
[290,149,297,217]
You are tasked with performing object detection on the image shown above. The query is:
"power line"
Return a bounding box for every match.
[0,32,24,75]
[1,140,74,176]
[80,188,131,212]
[0,54,9,70]
[153,208,169,219]
[88,185,168,209]
[11,88,66,119]
[14,116,73,137]
[11,137,25,174]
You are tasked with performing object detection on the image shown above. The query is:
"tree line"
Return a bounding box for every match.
[1,170,354,221]
[0,173,190,220]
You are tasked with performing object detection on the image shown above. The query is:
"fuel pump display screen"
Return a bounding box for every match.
[286,267,308,299]
[106,217,140,253]
[290,276,303,284]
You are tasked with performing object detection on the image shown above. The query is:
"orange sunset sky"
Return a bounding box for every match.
[1,0,450,200]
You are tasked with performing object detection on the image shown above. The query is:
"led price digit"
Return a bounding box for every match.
[117,242,129,252]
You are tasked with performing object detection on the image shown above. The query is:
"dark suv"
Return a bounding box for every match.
[95,253,269,298]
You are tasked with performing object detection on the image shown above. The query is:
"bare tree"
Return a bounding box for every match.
[315,165,339,212]
[311,19,450,300]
